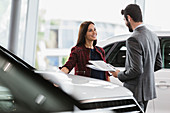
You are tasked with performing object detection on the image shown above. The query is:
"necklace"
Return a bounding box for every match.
[85,44,94,49]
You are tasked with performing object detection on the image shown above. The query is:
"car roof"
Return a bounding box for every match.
[97,34,130,47]
[98,31,170,48]
[155,31,170,36]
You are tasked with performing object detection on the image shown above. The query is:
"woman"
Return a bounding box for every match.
[60,21,110,81]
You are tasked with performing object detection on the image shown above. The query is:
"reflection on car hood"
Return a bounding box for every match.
[35,70,132,101]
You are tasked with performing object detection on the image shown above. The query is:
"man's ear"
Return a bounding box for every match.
[127,15,131,22]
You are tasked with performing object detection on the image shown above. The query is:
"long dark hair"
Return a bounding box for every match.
[76,21,97,46]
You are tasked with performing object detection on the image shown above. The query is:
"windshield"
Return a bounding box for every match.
[0,45,79,113]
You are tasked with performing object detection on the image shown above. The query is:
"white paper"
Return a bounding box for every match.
[87,60,116,71]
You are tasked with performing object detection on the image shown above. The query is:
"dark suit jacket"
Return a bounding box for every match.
[118,26,162,102]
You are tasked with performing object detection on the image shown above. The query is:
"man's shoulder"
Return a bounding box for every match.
[132,26,154,37]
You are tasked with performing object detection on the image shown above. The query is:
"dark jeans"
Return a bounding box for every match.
[138,101,148,112]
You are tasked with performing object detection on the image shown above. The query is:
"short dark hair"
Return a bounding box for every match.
[121,4,143,22]
[76,21,97,46]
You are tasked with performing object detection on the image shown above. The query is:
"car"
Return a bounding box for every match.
[97,31,170,113]
[0,45,143,113]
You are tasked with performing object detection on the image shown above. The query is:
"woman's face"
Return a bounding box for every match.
[85,24,97,41]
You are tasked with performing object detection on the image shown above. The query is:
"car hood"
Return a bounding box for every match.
[35,70,133,101]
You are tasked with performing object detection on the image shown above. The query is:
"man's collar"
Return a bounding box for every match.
[134,23,144,31]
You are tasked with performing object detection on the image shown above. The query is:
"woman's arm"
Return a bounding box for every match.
[60,46,77,74]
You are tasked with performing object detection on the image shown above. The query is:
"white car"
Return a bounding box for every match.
[98,31,170,113]
[0,45,143,112]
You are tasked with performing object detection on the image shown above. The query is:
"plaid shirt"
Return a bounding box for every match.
[62,44,110,81]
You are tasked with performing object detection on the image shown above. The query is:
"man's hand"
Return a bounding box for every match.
[110,70,120,78]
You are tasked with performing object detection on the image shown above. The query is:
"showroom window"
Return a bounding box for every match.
[145,0,170,31]
[0,0,11,48]
[0,0,27,58]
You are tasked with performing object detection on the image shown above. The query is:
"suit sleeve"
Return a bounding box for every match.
[118,37,143,82]
[154,43,162,71]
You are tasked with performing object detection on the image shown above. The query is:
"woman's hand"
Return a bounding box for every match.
[61,67,69,74]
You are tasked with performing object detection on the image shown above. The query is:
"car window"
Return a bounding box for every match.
[104,37,170,69]
[160,37,170,68]
[104,44,113,55]
[105,41,126,67]
[163,42,170,68]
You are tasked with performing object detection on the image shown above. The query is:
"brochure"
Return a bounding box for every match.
[86,60,116,72]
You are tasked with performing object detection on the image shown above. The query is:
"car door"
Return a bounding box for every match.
[151,37,170,113]
[104,36,170,113]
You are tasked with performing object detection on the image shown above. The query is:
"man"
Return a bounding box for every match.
[111,4,162,112]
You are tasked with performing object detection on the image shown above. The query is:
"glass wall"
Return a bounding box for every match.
[0,0,11,48]
[0,0,27,58]
[145,0,170,31]
[4,0,170,71]
[17,0,28,58]
[36,0,134,70]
